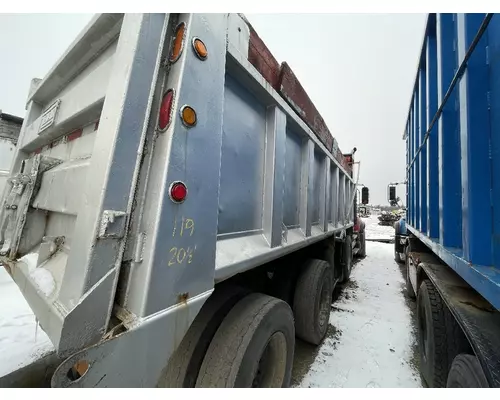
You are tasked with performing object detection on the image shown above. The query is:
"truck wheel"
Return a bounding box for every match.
[162,285,249,387]
[340,235,353,283]
[394,221,403,263]
[446,354,489,388]
[394,246,403,263]
[293,259,333,345]
[405,246,416,299]
[322,239,338,296]
[358,231,366,258]
[195,293,294,388]
[417,279,449,387]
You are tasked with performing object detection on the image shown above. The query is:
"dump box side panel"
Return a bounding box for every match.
[214,29,356,282]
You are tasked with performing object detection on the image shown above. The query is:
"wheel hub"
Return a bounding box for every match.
[251,332,287,388]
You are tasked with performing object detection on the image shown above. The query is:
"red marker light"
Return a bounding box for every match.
[158,90,174,131]
[170,181,187,203]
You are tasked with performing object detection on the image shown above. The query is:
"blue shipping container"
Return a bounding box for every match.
[404,13,500,311]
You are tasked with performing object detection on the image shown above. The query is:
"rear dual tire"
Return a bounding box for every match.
[195,293,295,388]
[293,259,333,345]
[417,279,472,388]
[174,257,334,387]
[357,231,366,258]
[395,247,403,263]
[405,245,416,299]
[340,236,353,283]
[162,285,249,387]
[447,354,489,388]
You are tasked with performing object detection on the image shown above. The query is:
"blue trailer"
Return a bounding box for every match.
[394,13,500,388]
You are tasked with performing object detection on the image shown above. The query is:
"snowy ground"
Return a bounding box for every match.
[0,214,420,387]
[364,217,395,241]
[0,267,53,377]
[292,214,422,387]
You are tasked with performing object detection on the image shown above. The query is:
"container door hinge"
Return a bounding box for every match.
[98,210,127,239]
[133,232,146,263]
[0,155,47,258]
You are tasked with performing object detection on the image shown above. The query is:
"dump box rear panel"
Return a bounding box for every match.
[404,13,500,311]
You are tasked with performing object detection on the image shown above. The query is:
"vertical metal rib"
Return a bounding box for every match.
[263,106,287,247]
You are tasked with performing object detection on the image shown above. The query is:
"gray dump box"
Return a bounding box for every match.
[0,14,363,388]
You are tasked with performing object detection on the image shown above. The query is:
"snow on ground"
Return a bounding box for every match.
[0,267,53,377]
[292,213,422,388]
[0,213,417,386]
[364,214,395,241]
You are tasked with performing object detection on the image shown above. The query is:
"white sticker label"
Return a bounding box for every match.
[38,100,60,134]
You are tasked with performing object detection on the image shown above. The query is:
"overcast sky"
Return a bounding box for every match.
[0,13,426,205]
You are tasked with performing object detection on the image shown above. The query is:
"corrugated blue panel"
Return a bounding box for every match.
[457,14,493,266]
[414,92,420,229]
[437,13,462,249]
[405,13,500,311]
[488,15,500,270]
[419,67,428,234]
[426,29,440,239]
[408,112,413,224]
[411,110,416,226]
[406,122,410,219]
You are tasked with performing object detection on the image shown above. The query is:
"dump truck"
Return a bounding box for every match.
[0,13,367,388]
[394,12,500,388]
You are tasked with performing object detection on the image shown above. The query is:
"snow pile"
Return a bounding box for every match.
[363,214,395,241]
[0,266,54,377]
[295,241,421,388]
[19,252,56,297]
[19,252,39,271]
[29,268,55,297]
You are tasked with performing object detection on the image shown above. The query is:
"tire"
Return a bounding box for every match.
[162,285,249,387]
[358,231,366,258]
[322,239,338,295]
[394,222,403,263]
[405,246,416,300]
[339,235,353,283]
[447,354,489,388]
[417,279,450,387]
[395,246,403,264]
[268,270,297,306]
[195,293,295,388]
[293,259,333,345]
